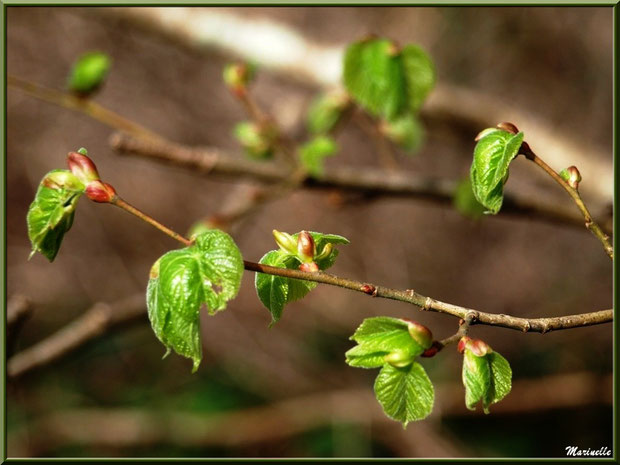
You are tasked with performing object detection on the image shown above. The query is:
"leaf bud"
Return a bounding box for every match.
[67,150,100,184]
[299,262,319,273]
[67,51,111,97]
[559,166,581,190]
[404,320,433,349]
[297,230,316,263]
[496,122,519,134]
[467,338,492,357]
[421,341,442,358]
[314,243,333,261]
[384,349,413,368]
[85,180,117,203]
[223,62,255,96]
[457,336,471,354]
[273,229,297,254]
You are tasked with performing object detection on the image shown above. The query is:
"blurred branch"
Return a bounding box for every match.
[110,132,610,234]
[97,7,613,204]
[7,75,162,142]
[7,294,32,329]
[7,294,145,379]
[8,371,611,456]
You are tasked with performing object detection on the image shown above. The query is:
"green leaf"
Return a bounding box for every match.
[462,349,491,411]
[343,38,405,119]
[483,352,512,413]
[346,317,426,369]
[381,114,424,153]
[307,91,349,134]
[298,136,338,177]
[470,129,524,214]
[374,362,434,426]
[461,348,512,413]
[399,44,435,113]
[67,51,111,95]
[27,170,85,262]
[255,250,317,326]
[147,230,243,372]
[453,177,486,220]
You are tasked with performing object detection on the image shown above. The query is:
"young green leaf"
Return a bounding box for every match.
[470,129,524,214]
[453,177,486,219]
[461,341,512,413]
[298,136,338,177]
[255,231,349,325]
[27,170,85,262]
[345,317,430,369]
[380,114,424,153]
[67,51,111,96]
[399,44,435,113]
[343,38,406,119]
[146,230,243,372]
[306,91,350,134]
[374,362,434,427]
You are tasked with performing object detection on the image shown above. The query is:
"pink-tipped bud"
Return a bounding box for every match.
[67,150,100,184]
[384,349,413,368]
[85,180,117,203]
[467,338,492,357]
[273,229,297,254]
[297,231,316,263]
[457,336,471,354]
[299,262,319,273]
[404,320,433,350]
[496,122,519,134]
[561,166,582,190]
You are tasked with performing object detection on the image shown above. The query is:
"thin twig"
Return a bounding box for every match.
[110,132,611,234]
[520,142,613,260]
[8,75,162,142]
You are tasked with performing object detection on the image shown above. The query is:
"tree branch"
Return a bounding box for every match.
[7,294,146,379]
[110,132,610,234]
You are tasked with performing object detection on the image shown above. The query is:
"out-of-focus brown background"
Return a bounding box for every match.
[6,6,613,458]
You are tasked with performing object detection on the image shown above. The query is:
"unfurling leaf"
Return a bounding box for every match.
[298,136,338,177]
[343,38,435,119]
[27,170,85,261]
[345,317,431,369]
[460,338,512,413]
[470,129,524,214]
[255,230,349,325]
[374,362,434,427]
[67,51,111,96]
[147,230,243,372]
[233,121,276,159]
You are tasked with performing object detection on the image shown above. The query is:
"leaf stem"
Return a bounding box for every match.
[8,75,162,142]
[520,142,613,260]
[110,196,192,247]
[437,312,476,349]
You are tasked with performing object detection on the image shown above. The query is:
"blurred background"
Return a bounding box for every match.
[6,6,613,458]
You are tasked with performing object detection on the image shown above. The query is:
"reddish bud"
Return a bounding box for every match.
[457,336,471,354]
[361,284,376,295]
[564,166,582,190]
[297,231,316,263]
[467,338,492,357]
[299,262,319,273]
[67,151,100,184]
[405,320,433,350]
[223,62,255,94]
[421,341,442,358]
[496,122,519,134]
[85,180,117,203]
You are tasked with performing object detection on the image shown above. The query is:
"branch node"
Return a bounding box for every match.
[422,297,433,311]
